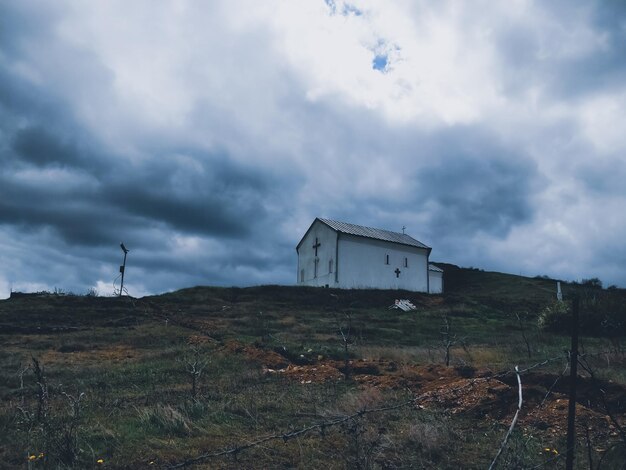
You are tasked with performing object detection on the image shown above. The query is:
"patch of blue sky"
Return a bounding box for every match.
[324,0,362,17]
[372,54,389,72]
[342,3,362,16]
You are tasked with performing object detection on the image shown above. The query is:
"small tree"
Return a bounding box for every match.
[181,344,209,399]
[440,313,457,367]
[335,312,353,380]
[439,312,470,367]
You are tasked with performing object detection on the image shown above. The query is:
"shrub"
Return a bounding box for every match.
[580,290,626,336]
[582,277,603,289]
[85,287,99,297]
[538,293,626,336]
[537,301,571,332]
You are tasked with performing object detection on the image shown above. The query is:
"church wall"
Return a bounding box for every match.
[297,220,338,287]
[337,234,429,292]
[428,270,443,294]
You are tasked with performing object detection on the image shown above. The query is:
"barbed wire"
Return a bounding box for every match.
[146,299,624,469]
[138,300,624,469]
[538,356,570,408]
[167,398,416,468]
[164,346,624,469]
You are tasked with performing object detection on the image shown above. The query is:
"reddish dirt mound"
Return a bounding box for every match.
[395,368,625,437]
[221,340,290,369]
[222,340,626,437]
[280,363,343,383]
[187,334,213,345]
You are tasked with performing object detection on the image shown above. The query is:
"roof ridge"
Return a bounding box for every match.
[319,218,404,236]
[317,218,430,250]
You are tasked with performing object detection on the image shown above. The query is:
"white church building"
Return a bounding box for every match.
[296,218,443,293]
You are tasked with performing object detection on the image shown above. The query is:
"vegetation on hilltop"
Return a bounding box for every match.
[1,266,625,468]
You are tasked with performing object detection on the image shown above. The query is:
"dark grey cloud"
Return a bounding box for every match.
[1,144,280,242]
[0,0,295,296]
[1,1,626,296]
[0,3,59,60]
[575,158,626,195]
[415,130,539,238]
[0,54,289,294]
[495,0,626,99]
[12,127,86,168]
[307,125,540,256]
[105,156,270,239]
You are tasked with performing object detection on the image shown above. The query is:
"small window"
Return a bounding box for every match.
[385,254,389,265]
[404,257,408,268]
[300,269,305,283]
[329,259,333,273]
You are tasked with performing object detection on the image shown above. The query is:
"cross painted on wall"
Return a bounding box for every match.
[395,268,401,278]
[312,237,321,256]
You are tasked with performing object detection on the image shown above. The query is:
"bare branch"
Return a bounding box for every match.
[578,356,626,446]
[168,348,616,469]
[334,311,353,380]
[179,344,209,399]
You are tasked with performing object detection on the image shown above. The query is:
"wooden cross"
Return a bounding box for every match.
[312,238,321,256]
[395,268,401,278]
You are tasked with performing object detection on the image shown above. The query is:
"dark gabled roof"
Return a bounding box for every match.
[296,218,430,251]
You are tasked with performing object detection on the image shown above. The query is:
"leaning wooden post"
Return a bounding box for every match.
[565,296,580,470]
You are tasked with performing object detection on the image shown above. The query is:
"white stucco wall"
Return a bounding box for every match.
[297,220,338,287]
[428,270,443,294]
[336,234,429,292]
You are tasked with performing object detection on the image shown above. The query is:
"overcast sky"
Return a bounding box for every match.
[1,0,626,298]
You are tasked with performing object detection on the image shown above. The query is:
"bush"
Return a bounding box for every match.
[538,292,626,336]
[537,300,571,332]
[580,290,626,336]
[582,278,603,289]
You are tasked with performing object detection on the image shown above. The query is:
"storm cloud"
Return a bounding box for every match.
[1,0,626,297]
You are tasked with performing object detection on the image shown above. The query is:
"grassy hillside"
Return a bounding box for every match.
[1,266,625,469]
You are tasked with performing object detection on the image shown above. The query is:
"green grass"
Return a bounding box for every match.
[1,266,624,468]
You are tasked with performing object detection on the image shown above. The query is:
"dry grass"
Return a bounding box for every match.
[355,345,436,364]
[40,344,139,366]
[1,276,624,468]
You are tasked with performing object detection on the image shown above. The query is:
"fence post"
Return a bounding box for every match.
[565,296,579,470]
